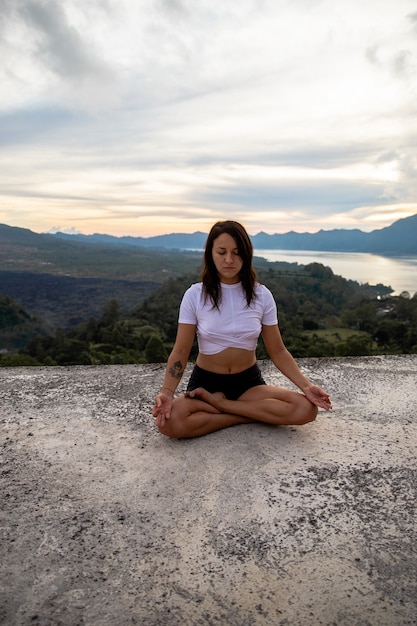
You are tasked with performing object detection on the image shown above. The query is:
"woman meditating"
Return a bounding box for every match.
[152,220,331,438]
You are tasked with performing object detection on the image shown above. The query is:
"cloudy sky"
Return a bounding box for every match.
[1,0,416,237]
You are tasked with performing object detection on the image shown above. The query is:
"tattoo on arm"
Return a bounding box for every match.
[169,360,184,380]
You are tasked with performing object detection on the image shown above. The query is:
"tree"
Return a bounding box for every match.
[144,335,168,363]
[101,299,120,326]
[335,334,373,356]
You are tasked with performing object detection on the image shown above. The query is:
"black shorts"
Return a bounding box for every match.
[186,363,266,401]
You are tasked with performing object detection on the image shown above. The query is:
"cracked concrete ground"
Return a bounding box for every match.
[1,355,416,626]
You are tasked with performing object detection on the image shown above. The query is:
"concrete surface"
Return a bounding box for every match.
[1,355,416,626]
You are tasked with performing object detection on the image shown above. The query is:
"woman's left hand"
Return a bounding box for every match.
[303,385,332,410]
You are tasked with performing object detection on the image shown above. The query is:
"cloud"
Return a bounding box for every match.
[0,0,120,112]
[195,177,392,217]
[0,106,78,146]
[0,0,417,236]
[20,1,97,78]
[46,225,82,234]
[155,0,189,20]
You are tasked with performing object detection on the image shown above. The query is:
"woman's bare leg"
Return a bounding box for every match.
[187,385,318,426]
[157,385,317,439]
[157,393,254,439]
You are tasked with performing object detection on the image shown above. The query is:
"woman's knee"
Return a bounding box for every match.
[295,398,318,425]
[157,398,189,438]
[301,406,318,424]
[157,421,181,438]
[157,414,185,438]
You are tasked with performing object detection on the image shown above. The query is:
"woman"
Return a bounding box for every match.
[152,220,331,438]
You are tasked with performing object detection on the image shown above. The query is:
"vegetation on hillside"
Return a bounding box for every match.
[2,263,416,367]
[0,295,49,352]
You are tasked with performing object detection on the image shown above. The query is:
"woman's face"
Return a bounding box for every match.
[211,233,243,284]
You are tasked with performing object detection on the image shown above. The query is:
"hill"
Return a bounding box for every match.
[1,220,412,357]
[1,220,396,356]
[0,271,158,330]
[20,264,415,366]
[0,223,297,331]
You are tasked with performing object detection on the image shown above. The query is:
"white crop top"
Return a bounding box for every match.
[178,282,278,355]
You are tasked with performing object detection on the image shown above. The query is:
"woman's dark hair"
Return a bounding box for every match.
[201,220,257,308]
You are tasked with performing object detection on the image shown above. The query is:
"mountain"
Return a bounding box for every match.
[364,215,417,254]
[0,223,203,280]
[52,230,209,250]
[51,214,417,255]
[251,228,370,252]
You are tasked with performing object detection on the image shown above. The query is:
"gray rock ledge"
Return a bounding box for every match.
[1,355,416,626]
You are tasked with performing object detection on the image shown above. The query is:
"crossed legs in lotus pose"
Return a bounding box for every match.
[157,385,318,439]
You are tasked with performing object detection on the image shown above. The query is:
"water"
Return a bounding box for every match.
[254,249,417,296]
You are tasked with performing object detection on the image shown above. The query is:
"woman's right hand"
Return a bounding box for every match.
[152,392,173,429]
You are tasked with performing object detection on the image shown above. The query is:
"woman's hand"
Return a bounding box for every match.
[152,392,173,428]
[302,385,332,411]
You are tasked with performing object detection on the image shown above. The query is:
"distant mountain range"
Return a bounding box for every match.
[0,214,416,257]
[50,214,417,256]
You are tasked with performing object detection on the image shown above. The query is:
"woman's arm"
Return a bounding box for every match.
[159,323,196,394]
[261,324,331,410]
[152,323,196,427]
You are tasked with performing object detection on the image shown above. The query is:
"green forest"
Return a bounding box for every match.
[1,262,416,367]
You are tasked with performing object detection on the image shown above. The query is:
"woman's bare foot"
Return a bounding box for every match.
[185,388,226,410]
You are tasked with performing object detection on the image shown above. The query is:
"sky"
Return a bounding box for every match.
[1,0,417,237]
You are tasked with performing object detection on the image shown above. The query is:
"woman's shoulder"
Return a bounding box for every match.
[255,282,273,295]
[185,282,203,293]
[254,282,276,306]
[182,282,204,299]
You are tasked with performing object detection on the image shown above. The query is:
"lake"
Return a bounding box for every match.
[254,249,417,296]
